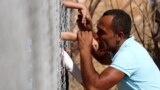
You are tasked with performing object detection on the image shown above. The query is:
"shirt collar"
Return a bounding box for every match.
[112,36,135,60]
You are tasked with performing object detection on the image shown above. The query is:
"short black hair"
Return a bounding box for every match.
[103,9,131,38]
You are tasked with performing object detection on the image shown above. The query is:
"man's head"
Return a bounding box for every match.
[97,9,131,53]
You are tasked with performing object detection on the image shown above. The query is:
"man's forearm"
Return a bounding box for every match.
[80,49,99,89]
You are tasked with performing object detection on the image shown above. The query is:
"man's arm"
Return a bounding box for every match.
[78,31,125,90]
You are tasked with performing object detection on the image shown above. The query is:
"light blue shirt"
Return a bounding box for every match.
[110,36,160,90]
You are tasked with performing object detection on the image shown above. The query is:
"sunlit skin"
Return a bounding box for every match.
[78,15,127,90]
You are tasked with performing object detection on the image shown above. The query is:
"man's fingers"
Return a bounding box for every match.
[77,31,81,40]
[78,31,93,39]
[77,14,93,31]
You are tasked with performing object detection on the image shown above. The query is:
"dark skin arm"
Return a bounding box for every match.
[77,31,125,90]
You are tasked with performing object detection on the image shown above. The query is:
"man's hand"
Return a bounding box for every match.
[77,15,92,31]
[77,31,93,52]
[78,5,91,26]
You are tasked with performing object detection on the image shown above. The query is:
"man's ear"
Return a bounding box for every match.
[116,31,125,41]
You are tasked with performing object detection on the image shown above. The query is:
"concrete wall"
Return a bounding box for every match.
[0,0,69,90]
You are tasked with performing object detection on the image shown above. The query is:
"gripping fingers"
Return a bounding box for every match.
[82,16,86,26]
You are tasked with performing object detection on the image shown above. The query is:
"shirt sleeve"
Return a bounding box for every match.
[110,51,139,77]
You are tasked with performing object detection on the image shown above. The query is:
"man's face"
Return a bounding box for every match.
[97,16,118,52]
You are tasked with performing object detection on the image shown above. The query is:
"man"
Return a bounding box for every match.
[77,9,160,90]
